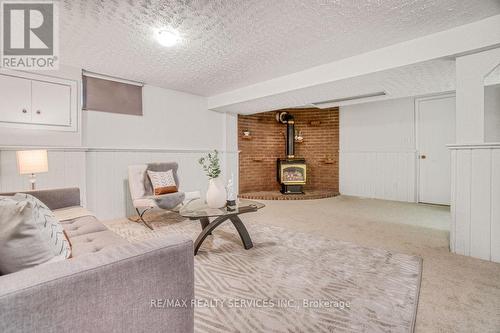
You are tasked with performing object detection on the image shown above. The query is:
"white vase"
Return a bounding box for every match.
[206,177,227,208]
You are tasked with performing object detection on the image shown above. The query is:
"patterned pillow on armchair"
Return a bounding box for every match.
[147,170,178,195]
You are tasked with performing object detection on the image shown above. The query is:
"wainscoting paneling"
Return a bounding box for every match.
[0,150,86,205]
[491,149,500,262]
[86,151,235,220]
[339,151,417,202]
[450,149,456,252]
[450,144,500,262]
[454,149,472,255]
[0,148,237,221]
[470,149,492,260]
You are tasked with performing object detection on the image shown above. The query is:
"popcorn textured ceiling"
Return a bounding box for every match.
[60,0,500,96]
[213,59,457,114]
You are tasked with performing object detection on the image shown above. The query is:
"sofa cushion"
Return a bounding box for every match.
[69,230,129,257]
[59,215,108,237]
[54,207,129,257]
[53,206,95,222]
[0,195,70,274]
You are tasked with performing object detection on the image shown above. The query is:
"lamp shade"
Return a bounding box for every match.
[16,150,49,175]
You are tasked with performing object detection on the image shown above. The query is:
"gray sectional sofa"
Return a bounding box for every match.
[0,188,194,333]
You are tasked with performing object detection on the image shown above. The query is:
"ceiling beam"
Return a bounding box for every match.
[208,14,500,111]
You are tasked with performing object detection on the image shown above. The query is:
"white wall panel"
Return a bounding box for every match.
[85,151,97,216]
[340,98,415,152]
[456,48,500,143]
[0,150,86,204]
[491,149,500,262]
[83,85,224,151]
[340,97,417,202]
[484,84,500,142]
[341,95,458,204]
[0,150,25,192]
[339,151,416,202]
[453,149,472,255]
[94,152,115,221]
[64,152,87,206]
[43,152,67,189]
[85,150,229,220]
[470,149,492,260]
[450,150,457,252]
[450,145,500,263]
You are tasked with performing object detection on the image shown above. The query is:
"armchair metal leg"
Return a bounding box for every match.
[135,208,154,230]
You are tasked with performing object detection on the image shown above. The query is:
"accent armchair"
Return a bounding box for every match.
[128,162,199,229]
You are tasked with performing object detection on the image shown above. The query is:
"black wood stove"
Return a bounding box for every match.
[276,112,306,194]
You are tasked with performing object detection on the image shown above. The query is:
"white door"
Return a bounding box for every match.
[0,75,32,123]
[417,95,456,205]
[31,80,71,126]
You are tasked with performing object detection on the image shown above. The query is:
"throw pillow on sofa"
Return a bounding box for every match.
[14,193,72,259]
[147,170,178,195]
[0,194,71,274]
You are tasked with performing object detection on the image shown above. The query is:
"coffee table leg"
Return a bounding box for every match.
[194,215,229,255]
[199,217,210,231]
[229,215,253,250]
[193,215,254,255]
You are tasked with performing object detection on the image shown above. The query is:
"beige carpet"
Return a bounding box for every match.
[106,212,422,333]
[239,196,500,332]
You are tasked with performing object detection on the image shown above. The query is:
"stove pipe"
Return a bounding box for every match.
[286,118,295,158]
[277,112,294,159]
[276,111,296,159]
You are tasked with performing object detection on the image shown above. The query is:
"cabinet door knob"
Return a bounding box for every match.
[36,110,41,115]
[22,109,27,113]
[420,155,426,159]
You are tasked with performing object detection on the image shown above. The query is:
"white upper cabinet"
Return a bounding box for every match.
[0,72,77,131]
[31,81,71,126]
[0,75,32,123]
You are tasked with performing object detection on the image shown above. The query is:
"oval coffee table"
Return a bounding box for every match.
[179,199,265,255]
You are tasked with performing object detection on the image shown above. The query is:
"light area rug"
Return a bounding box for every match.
[105,212,422,333]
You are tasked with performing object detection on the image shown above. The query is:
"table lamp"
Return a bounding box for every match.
[16,150,49,190]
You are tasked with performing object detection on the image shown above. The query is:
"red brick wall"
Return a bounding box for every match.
[238,108,339,194]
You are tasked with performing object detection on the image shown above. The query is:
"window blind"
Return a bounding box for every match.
[82,72,143,115]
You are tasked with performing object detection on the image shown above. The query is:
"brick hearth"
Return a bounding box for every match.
[239,190,337,200]
[238,107,339,200]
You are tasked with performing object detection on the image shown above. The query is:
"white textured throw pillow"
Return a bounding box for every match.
[147,170,178,195]
[0,194,71,274]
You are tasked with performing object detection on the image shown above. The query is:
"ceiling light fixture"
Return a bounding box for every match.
[156,29,181,47]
